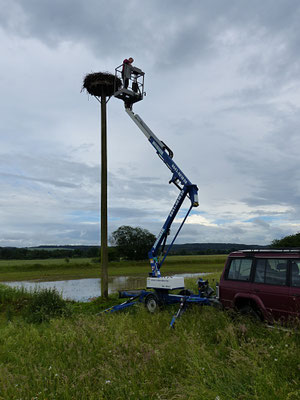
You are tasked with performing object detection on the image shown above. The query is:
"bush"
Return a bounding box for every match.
[24,288,71,324]
[0,284,30,311]
[271,232,300,248]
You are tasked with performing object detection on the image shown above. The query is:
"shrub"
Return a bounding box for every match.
[271,232,300,248]
[24,288,71,324]
[0,284,29,306]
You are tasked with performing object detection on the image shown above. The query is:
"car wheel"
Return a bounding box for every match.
[239,304,263,321]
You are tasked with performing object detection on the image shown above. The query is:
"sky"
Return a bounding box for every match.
[1,0,300,247]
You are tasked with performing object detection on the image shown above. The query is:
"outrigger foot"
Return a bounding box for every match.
[170,297,188,328]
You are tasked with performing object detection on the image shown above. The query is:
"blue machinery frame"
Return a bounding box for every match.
[102,66,218,326]
[102,279,217,328]
[124,107,199,278]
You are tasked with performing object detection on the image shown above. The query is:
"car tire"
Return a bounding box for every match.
[239,304,263,321]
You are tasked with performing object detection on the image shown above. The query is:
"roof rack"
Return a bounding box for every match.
[239,249,300,253]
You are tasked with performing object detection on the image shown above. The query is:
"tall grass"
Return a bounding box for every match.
[0,284,72,325]
[0,256,299,398]
[0,283,29,304]
[24,288,72,323]
[0,304,299,399]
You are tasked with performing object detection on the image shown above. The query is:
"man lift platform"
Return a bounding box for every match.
[114,62,145,108]
[102,64,219,326]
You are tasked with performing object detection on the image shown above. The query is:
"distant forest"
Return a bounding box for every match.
[0,246,100,260]
[0,243,268,260]
[2,231,298,260]
[169,242,267,255]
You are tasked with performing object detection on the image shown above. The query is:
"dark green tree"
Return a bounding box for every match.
[110,226,156,260]
[271,232,300,248]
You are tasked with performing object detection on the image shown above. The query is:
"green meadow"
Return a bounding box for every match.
[0,255,299,399]
[0,254,226,282]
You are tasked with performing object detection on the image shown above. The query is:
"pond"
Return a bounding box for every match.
[3,273,211,302]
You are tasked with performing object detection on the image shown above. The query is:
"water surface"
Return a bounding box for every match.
[4,272,210,302]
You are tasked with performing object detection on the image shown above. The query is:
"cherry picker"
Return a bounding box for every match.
[103,64,217,325]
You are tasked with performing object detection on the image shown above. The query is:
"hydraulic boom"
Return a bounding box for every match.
[125,107,199,277]
[114,63,199,278]
[100,65,219,324]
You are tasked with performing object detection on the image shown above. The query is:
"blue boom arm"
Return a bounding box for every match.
[125,108,199,277]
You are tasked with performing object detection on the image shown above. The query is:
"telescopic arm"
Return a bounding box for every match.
[125,107,199,277]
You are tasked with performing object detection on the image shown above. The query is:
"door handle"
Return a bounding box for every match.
[291,293,300,297]
[254,289,260,293]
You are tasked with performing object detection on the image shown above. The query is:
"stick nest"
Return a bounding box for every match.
[82,72,122,97]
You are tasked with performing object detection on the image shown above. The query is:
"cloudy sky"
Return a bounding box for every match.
[1,0,300,247]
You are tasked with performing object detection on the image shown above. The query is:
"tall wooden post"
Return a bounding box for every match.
[82,71,120,299]
[100,91,108,299]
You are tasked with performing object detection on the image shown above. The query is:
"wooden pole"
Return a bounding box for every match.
[100,92,109,299]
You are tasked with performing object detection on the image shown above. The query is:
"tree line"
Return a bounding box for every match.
[1,227,299,261]
[0,247,100,260]
[0,226,155,261]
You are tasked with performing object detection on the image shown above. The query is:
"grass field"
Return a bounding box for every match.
[0,254,227,282]
[0,281,299,400]
[1,255,299,399]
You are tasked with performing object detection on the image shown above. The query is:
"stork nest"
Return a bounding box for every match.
[82,72,122,97]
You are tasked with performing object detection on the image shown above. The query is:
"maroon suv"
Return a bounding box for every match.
[218,250,300,322]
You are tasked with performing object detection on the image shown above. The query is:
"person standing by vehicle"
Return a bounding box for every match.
[122,57,134,89]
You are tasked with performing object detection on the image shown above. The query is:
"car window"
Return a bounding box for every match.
[227,258,252,281]
[254,259,265,283]
[291,260,300,287]
[254,259,288,286]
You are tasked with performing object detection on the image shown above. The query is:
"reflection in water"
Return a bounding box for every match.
[3,272,210,302]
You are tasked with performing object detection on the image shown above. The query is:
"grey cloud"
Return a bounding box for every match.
[1,1,300,247]
[228,136,300,209]
[243,189,300,209]
[0,153,99,187]
[246,168,300,207]
[174,223,258,245]
[242,197,276,207]
[217,89,279,112]
[0,172,79,188]
[109,170,177,203]
[109,207,154,219]
[250,218,270,229]
[1,0,146,54]
[0,221,101,246]
[249,209,287,216]
[4,0,300,70]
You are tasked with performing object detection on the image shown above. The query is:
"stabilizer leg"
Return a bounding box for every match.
[170,297,188,328]
[99,294,141,314]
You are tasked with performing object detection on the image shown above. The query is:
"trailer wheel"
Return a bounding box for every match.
[145,294,160,313]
